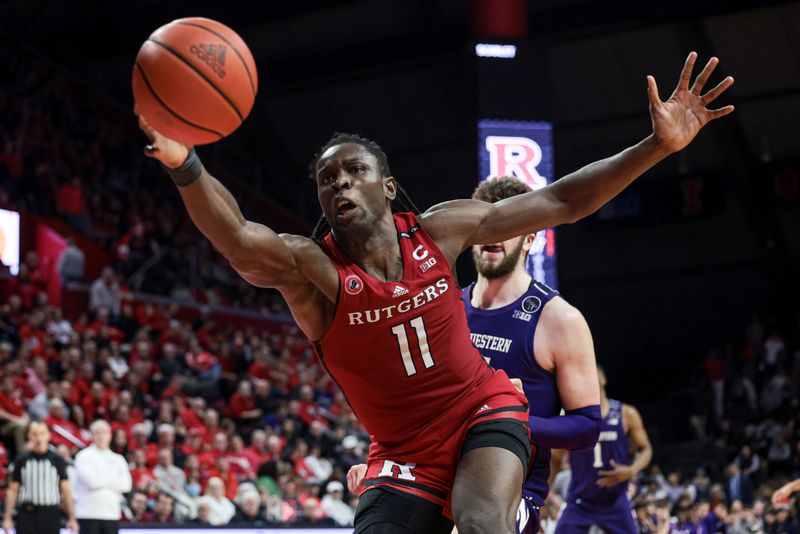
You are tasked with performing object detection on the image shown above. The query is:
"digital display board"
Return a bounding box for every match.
[477,120,557,288]
[0,208,20,275]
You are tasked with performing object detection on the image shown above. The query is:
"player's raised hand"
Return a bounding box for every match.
[596,458,634,487]
[647,52,734,153]
[136,109,191,169]
[347,463,368,494]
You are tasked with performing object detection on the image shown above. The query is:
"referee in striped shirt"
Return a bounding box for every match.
[3,422,79,534]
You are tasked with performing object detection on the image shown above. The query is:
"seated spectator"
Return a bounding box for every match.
[295,498,335,527]
[153,448,186,495]
[231,490,268,526]
[726,464,754,507]
[188,501,213,526]
[0,374,28,454]
[304,444,333,484]
[197,476,235,526]
[125,490,150,523]
[142,492,175,524]
[320,480,354,526]
[130,448,156,489]
[44,397,85,449]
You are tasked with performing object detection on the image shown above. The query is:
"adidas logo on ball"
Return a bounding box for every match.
[189,43,227,79]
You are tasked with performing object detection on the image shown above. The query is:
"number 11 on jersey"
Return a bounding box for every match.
[391,316,436,376]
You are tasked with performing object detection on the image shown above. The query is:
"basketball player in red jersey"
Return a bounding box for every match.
[137,53,733,534]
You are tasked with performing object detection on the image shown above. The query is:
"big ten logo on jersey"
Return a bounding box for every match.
[413,245,437,273]
[485,136,548,190]
[378,460,417,481]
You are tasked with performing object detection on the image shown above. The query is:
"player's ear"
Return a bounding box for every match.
[522,233,535,252]
[383,176,397,201]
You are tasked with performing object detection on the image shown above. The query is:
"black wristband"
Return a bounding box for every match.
[164,148,203,187]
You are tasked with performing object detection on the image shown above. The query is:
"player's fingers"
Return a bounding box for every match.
[609,458,617,466]
[706,105,735,121]
[647,76,661,107]
[678,51,697,91]
[510,378,523,393]
[701,76,734,105]
[690,56,718,95]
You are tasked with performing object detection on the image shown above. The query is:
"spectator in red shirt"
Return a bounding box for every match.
[198,408,220,446]
[57,176,91,235]
[44,397,85,449]
[226,435,254,479]
[23,252,48,292]
[111,404,136,444]
[0,375,28,453]
[130,423,159,467]
[208,457,238,500]
[130,448,156,490]
[297,384,320,427]
[227,380,262,429]
[242,429,271,472]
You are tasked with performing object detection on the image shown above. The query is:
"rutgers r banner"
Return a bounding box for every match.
[477,120,558,289]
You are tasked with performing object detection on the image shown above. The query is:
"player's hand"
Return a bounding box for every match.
[648,52,734,153]
[596,459,634,487]
[347,463,368,494]
[66,518,80,532]
[135,109,191,169]
[772,481,796,506]
[3,517,13,534]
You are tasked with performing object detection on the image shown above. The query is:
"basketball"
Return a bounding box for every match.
[132,17,258,146]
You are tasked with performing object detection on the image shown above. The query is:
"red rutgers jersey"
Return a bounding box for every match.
[313,212,517,443]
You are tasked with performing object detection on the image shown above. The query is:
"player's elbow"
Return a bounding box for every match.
[579,415,602,449]
[567,405,602,450]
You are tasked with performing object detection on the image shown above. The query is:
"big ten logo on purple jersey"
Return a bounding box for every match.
[477,120,558,289]
[378,460,417,481]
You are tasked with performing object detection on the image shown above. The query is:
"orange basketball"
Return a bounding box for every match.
[132,17,258,145]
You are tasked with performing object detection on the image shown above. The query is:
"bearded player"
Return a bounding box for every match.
[139,54,732,534]
[462,176,601,533]
[551,367,653,534]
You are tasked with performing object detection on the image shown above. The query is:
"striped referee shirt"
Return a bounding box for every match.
[10,450,68,506]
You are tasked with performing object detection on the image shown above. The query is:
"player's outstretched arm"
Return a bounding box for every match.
[529,298,601,451]
[423,53,734,257]
[137,113,300,289]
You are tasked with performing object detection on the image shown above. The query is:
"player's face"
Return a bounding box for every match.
[315,143,394,233]
[472,234,532,279]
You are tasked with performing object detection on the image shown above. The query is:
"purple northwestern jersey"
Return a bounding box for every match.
[462,279,560,506]
[567,398,629,503]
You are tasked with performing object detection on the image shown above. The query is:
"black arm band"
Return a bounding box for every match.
[164,148,203,187]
